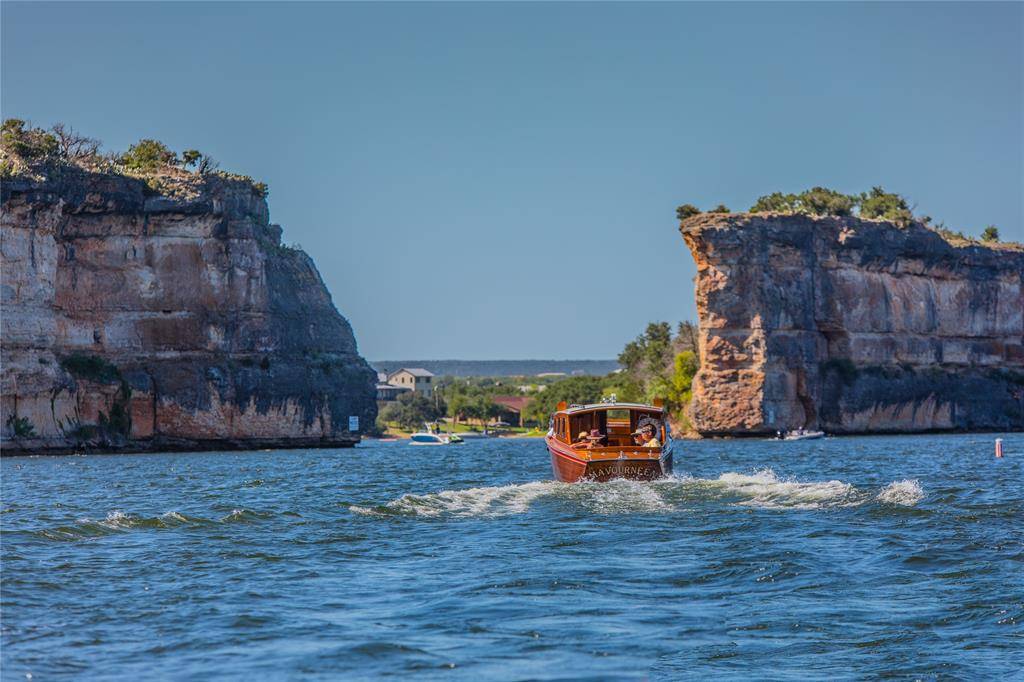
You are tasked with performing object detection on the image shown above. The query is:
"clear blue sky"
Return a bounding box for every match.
[3,2,1021,360]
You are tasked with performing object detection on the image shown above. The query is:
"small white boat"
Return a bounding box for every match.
[783,429,825,441]
[409,423,460,445]
[410,431,448,444]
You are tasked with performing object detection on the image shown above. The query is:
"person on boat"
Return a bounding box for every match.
[633,420,661,448]
[573,429,605,449]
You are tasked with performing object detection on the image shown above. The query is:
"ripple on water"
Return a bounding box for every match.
[6,435,1013,680]
[30,508,275,541]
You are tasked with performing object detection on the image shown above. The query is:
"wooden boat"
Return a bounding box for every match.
[545,400,674,482]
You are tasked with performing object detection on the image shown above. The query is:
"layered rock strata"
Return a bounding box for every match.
[1,169,376,454]
[680,213,1023,435]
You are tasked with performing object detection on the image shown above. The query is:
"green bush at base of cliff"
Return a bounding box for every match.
[97,381,133,438]
[6,414,37,438]
[60,354,122,383]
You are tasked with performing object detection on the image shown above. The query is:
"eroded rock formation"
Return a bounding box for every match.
[681,214,1023,435]
[1,168,376,454]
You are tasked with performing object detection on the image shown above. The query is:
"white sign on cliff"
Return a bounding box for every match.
[349,416,359,432]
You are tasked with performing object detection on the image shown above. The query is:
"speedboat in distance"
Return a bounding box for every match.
[545,399,674,482]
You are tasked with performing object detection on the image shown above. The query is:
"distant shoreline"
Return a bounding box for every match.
[370,359,620,378]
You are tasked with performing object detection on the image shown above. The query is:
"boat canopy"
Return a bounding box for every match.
[550,401,666,448]
[555,401,664,416]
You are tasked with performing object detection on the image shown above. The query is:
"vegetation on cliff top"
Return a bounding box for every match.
[678,186,1016,246]
[1,118,268,199]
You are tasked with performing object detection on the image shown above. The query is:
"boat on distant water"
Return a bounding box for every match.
[410,422,447,444]
[781,429,825,441]
[410,431,447,444]
[545,398,673,482]
[409,423,465,445]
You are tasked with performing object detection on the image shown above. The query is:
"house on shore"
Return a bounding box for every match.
[384,368,435,398]
[491,395,532,427]
[376,371,412,403]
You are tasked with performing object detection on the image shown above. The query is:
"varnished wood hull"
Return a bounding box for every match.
[547,437,673,483]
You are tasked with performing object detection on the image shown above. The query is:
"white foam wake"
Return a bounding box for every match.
[350,481,561,518]
[876,479,924,506]
[348,468,927,518]
[707,468,861,510]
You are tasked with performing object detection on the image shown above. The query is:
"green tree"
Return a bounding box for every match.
[798,186,856,216]
[181,149,202,168]
[668,351,699,407]
[708,204,731,214]
[601,373,644,403]
[643,322,673,376]
[618,321,673,383]
[522,376,605,425]
[858,186,912,224]
[1,119,58,160]
[981,225,1000,242]
[618,337,646,375]
[674,321,699,354]
[120,139,178,172]
[676,204,701,222]
[750,191,800,213]
[379,392,444,431]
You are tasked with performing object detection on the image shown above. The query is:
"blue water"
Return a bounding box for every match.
[2,434,1022,680]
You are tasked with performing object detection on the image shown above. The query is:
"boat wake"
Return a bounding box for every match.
[350,469,925,518]
[875,479,925,506]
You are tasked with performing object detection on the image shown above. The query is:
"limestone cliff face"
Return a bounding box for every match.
[1,168,377,454]
[681,214,1023,435]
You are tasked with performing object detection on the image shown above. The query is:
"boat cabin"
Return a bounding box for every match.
[550,401,667,452]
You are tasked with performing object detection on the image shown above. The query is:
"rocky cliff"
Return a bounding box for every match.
[1,168,377,454]
[680,214,1023,435]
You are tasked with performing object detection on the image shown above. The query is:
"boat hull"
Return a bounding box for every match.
[547,437,673,483]
[410,433,446,444]
[784,431,825,441]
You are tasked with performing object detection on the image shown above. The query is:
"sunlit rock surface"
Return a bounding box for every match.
[681,213,1023,435]
[1,168,376,454]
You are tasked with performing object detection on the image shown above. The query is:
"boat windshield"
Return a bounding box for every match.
[568,408,663,448]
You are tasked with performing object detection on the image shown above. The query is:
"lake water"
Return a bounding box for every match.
[2,434,1021,680]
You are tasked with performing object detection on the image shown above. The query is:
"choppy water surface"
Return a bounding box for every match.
[2,434,1022,679]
